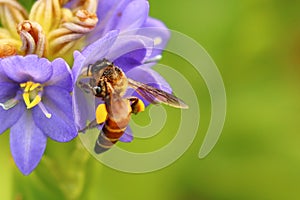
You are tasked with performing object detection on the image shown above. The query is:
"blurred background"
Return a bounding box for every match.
[1,0,300,199]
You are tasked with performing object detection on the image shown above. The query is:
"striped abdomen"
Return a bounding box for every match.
[94,97,131,154]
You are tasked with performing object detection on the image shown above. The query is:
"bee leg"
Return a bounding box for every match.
[79,104,107,133]
[77,81,91,93]
[77,80,101,96]
[95,104,107,124]
[128,97,145,114]
[77,81,95,94]
[78,119,100,133]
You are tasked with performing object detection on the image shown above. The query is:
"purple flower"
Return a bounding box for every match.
[87,0,170,58]
[71,0,172,132]
[72,30,171,142]
[0,55,77,175]
[90,0,149,39]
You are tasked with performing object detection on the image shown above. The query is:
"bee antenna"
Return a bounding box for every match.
[143,55,162,64]
[87,64,92,76]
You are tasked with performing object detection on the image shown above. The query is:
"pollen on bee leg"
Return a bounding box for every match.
[135,99,145,113]
[96,104,107,124]
[129,97,145,114]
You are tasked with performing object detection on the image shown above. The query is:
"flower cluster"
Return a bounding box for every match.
[0,0,170,175]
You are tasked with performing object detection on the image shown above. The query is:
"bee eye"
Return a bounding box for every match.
[114,67,121,73]
[94,86,102,95]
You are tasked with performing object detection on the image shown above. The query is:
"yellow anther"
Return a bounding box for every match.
[154,37,162,46]
[22,92,31,107]
[29,83,41,91]
[20,81,33,92]
[20,83,27,88]
[20,81,42,109]
[96,104,107,124]
[45,113,52,118]
[24,82,33,92]
[26,95,41,109]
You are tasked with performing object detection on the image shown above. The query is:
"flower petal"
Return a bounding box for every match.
[73,84,96,130]
[115,1,149,31]
[0,62,14,83]
[72,51,99,130]
[0,82,18,102]
[33,86,77,142]
[0,102,24,134]
[138,17,170,57]
[107,35,153,70]
[46,58,73,92]
[81,30,119,66]
[1,55,53,83]
[0,61,21,102]
[89,0,148,43]
[119,126,133,143]
[10,111,47,175]
[97,0,125,24]
[72,51,86,83]
[113,49,146,71]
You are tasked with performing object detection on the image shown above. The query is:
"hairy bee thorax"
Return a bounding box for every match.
[102,64,128,96]
[89,59,128,98]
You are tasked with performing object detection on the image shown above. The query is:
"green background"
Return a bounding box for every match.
[1,0,300,199]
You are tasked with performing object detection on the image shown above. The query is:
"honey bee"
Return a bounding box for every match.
[78,59,188,154]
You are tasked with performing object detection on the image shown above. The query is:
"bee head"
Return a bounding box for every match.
[89,58,113,76]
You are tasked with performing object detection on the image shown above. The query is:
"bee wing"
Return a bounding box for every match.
[119,126,134,143]
[127,78,188,109]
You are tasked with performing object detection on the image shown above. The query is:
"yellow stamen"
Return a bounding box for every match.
[19,83,27,88]
[29,83,41,91]
[20,81,43,109]
[96,104,107,124]
[23,81,33,92]
[26,95,41,109]
[45,112,52,119]
[154,37,162,46]
[38,103,52,119]
[22,92,31,107]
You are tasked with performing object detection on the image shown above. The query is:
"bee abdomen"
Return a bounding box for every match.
[94,122,127,154]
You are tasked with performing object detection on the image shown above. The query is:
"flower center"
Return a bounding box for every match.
[0,0,98,61]
[20,81,42,109]
[19,81,52,118]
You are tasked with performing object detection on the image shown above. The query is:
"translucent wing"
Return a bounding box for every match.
[119,126,134,143]
[127,78,188,109]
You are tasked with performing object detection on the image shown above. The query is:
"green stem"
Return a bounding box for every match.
[0,131,13,200]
